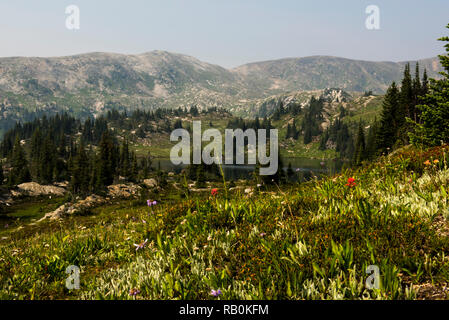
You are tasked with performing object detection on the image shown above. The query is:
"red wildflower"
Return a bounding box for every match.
[345,177,356,188]
[211,188,218,196]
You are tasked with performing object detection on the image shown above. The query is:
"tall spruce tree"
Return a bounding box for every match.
[70,140,90,196]
[377,82,400,153]
[353,122,366,165]
[398,63,414,145]
[365,117,380,160]
[94,131,118,192]
[8,137,31,186]
[0,162,4,185]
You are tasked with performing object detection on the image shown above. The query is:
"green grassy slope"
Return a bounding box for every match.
[1,145,448,300]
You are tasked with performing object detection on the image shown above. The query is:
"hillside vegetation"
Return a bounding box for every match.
[0,145,448,299]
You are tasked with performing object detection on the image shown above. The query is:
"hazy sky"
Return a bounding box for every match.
[0,0,447,68]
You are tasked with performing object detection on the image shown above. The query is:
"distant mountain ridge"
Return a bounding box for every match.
[0,51,443,133]
[234,55,441,94]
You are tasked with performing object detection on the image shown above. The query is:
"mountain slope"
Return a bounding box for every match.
[233,56,441,94]
[0,51,442,134]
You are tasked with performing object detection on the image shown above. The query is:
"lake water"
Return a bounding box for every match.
[151,158,345,181]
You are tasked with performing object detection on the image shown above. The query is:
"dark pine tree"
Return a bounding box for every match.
[94,131,118,192]
[353,122,366,165]
[410,24,449,146]
[8,137,31,186]
[376,82,400,154]
[70,140,90,196]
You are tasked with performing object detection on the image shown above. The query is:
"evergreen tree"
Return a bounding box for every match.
[39,135,56,184]
[130,152,138,182]
[410,24,449,146]
[195,164,206,188]
[377,82,400,153]
[412,62,422,116]
[286,123,292,139]
[8,138,31,186]
[291,121,299,139]
[70,140,90,196]
[286,162,295,181]
[0,162,4,185]
[397,63,414,145]
[400,63,414,120]
[29,128,42,179]
[94,131,118,192]
[119,139,130,178]
[353,122,366,165]
[366,117,380,160]
[421,69,429,96]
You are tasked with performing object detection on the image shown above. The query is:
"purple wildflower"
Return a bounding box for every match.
[259,232,266,238]
[210,289,222,297]
[147,200,157,207]
[129,288,140,296]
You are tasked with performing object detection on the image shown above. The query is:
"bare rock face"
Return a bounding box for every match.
[12,182,66,197]
[321,88,351,103]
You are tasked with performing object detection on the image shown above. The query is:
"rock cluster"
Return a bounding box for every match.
[11,182,66,197]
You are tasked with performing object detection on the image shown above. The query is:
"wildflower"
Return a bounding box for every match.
[434,159,440,164]
[259,232,266,237]
[345,177,356,188]
[133,239,148,251]
[210,289,222,297]
[147,200,157,207]
[295,168,300,172]
[424,160,431,166]
[211,188,218,196]
[129,288,140,296]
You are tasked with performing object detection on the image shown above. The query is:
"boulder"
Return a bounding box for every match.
[12,182,66,197]
[107,183,141,198]
[39,194,107,221]
[143,178,158,188]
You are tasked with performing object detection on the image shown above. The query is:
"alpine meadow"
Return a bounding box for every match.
[1,2,449,306]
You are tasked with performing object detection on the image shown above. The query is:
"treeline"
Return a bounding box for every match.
[375,63,429,153]
[319,118,355,159]
[302,97,324,144]
[106,106,230,139]
[4,127,151,196]
[271,100,302,120]
[319,62,431,164]
[226,116,273,131]
[0,106,229,194]
[350,62,430,165]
